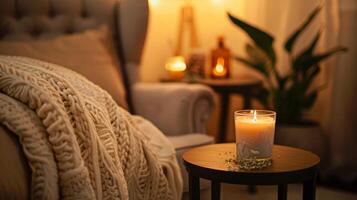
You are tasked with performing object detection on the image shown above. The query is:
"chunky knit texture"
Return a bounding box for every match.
[0,56,180,200]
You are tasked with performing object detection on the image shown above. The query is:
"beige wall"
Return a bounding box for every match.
[141,0,256,82]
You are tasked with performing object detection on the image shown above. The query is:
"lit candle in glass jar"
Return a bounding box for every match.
[234,110,276,169]
[165,56,187,80]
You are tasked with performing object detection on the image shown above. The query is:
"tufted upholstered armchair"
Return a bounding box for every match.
[0,0,215,198]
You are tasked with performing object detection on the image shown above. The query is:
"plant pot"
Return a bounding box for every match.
[275,123,329,169]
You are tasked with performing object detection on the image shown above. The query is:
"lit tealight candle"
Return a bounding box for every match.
[234,110,276,169]
[212,57,227,78]
[165,56,187,80]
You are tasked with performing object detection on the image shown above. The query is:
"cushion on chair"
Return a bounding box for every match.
[168,133,214,151]
[0,26,128,108]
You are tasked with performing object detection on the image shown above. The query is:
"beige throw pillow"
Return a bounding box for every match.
[0,27,128,109]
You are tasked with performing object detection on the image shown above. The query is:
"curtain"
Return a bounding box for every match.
[328,0,357,182]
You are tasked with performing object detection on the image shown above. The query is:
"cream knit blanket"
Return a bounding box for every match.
[0,56,182,200]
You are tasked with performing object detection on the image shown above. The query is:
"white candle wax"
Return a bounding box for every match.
[235,112,276,160]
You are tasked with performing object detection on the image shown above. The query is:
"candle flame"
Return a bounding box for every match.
[213,57,227,76]
[215,64,224,73]
[165,56,187,72]
[253,110,257,122]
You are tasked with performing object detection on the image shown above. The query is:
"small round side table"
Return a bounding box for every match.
[183,143,320,200]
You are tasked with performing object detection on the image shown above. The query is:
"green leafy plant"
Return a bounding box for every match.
[228,6,347,124]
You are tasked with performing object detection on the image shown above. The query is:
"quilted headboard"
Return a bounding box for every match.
[0,0,117,39]
[0,0,149,110]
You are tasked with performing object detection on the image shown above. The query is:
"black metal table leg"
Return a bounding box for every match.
[303,176,317,200]
[189,173,200,200]
[247,185,257,194]
[278,184,287,200]
[243,92,252,109]
[211,180,221,200]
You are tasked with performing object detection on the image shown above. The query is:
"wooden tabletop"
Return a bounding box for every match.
[160,76,261,86]
[183,143,320,185]
[196,78,261,87]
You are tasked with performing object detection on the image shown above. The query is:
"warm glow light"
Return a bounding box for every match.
[149,0,159,7]
[165,56,187,72]
[149,0,223,6]
[212,57,227,77]
[215,64,224,73]
[211,0,222,5]
[165,56,187,79]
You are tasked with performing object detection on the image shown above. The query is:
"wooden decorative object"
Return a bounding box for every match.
[175,2,199,56]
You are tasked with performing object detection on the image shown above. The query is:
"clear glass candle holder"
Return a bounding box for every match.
[234,110,276,169]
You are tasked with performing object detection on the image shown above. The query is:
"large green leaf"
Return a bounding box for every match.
[284,6,322,53]
[303,90,318,109]
[293,31,321,71]
[275,86,304,123]
[295,47,348,71]
[246,44,271,67]
[278,77,289,90]
[246,44,269,61]
[300,65,320,92]
[235,56,269,77]
[228,13,276,64]
[304,31,321,55]
[306,65,320,82]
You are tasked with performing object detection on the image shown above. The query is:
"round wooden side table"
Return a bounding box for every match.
[183,143,320,200]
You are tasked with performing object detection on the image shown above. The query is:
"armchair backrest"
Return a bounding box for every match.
[0,0,149,110]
